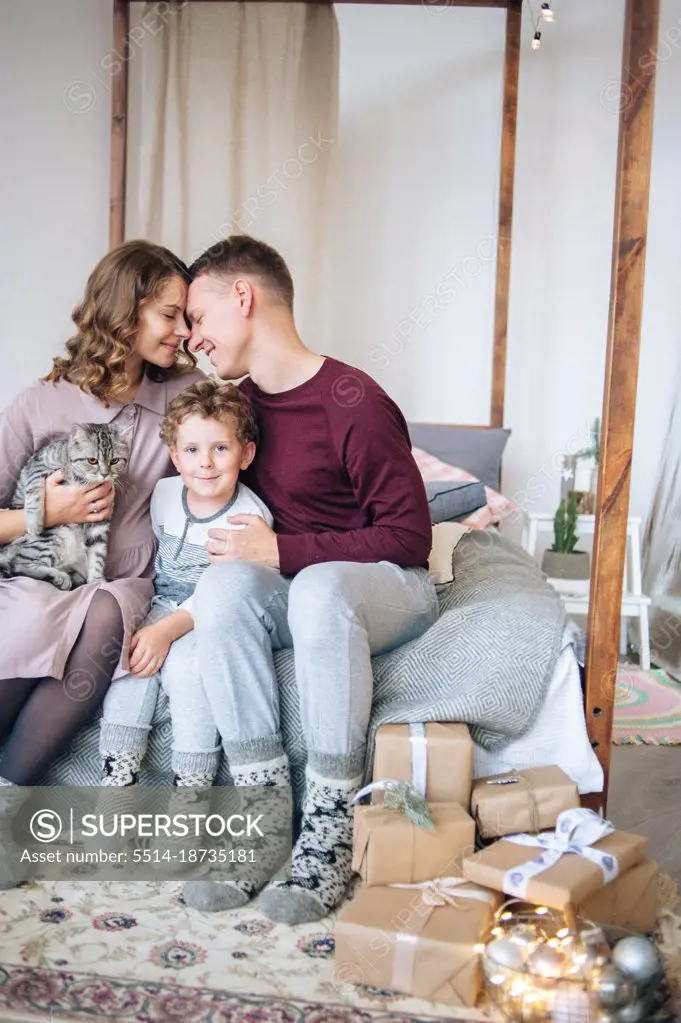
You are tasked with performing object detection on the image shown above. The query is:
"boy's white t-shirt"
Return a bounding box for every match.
[150,476,273,616]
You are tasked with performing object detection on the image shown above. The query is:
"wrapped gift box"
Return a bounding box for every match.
[462,825,648,910]
[579,859,658,934]
[353,802,475,887]
[471,765,580,839]
[334,882,501,1006]
[372,723,473,808]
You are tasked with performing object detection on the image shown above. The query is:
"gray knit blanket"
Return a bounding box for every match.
[38,530,565,802]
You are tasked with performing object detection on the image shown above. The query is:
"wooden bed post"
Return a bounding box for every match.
[109,0,130,248]
[490,0,521,429]
[584,0,659,808]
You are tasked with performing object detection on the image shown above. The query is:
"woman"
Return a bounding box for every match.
[0,240,204,791]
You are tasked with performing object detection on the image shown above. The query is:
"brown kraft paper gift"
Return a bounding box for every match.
[372,723,473,808]
[471,765,580,839]
[579,860,658,934]
[334,882,501,1007]
[353,803,475,887]
[462,830,648,910]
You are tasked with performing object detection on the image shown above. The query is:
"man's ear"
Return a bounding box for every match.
[240,441,256,471]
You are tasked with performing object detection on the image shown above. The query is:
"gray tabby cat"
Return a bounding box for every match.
[0,423,130,591]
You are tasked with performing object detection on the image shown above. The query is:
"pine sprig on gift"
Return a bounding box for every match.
[383,781,435,830]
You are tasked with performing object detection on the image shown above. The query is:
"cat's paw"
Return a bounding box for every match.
[52,573,74,591]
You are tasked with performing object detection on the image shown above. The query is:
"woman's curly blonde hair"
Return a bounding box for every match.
[44,240,197,405]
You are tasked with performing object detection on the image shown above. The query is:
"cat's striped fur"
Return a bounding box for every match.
[0,423,130,590]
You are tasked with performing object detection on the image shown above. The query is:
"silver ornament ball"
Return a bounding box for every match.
[612,936,662,985]
[527,944,564,978]
[591,964,633,1009]
[507,923,538,949]
[616,999,648,1023]
[485,937,525,971]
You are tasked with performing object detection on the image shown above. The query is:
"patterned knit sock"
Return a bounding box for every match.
[100,751,143,787]
[149,784,216,876]
[172,748,220,789]
[183,742,292,914]
[259,766,362,925]
[0,780,29,891]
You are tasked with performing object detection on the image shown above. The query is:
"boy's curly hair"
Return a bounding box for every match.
[160,378,258,448]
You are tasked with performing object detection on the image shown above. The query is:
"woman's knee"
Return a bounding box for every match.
[84,589,124,641]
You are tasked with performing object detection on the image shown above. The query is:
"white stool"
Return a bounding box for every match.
[521,512,651,671]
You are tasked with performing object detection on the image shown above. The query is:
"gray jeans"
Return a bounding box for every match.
[191,560,439,775]
[102,596,219,756]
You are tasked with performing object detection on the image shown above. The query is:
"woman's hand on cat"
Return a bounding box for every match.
[43,471,115,527]
[128,623,171,677]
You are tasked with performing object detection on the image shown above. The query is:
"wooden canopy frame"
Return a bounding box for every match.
[110,0,660,809]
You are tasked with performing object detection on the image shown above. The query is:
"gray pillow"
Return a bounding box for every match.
[425,480,487,524]
[408,423,511,492]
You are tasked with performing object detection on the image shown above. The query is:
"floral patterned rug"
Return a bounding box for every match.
[0,878,496,1023]
[0,877,679,1023]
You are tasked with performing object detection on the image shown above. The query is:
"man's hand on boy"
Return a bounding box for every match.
[129,623,172,677]
[206,515,280,569]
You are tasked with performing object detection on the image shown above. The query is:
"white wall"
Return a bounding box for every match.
[1,0,679,525]
[324,0,681,522]
[0,0,111,398]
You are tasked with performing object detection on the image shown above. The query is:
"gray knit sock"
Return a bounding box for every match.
[100,750,144,786]
[172,748,221,788]
[183,738,292,914]
[0,780,29,891]
[259,765,362,926]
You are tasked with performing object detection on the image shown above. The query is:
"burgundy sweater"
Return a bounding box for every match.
[239,357,432,576]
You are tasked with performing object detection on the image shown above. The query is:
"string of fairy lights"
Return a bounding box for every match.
[530,1,554,50]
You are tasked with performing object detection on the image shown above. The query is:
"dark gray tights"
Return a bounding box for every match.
[0,590,123,784]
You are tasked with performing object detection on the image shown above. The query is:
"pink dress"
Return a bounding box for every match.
[0,370,204,681]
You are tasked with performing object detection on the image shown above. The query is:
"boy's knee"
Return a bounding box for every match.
[193,561,278,628]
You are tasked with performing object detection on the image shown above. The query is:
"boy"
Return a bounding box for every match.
[99,378,272,790]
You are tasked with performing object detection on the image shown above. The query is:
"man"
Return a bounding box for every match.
[183,235,438,924]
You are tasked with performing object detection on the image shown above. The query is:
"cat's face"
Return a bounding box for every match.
[68,424,130,484]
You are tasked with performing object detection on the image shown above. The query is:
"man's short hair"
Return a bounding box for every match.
[188,235,294,310]
[160,378,258,448]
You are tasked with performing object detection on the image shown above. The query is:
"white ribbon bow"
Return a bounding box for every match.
[352,779,403,804]
[502,807,619,899]
[408,723,428,797]
[391,876,497,907]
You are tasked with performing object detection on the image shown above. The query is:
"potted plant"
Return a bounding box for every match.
[541,495,591,581]
[560,417,600,514]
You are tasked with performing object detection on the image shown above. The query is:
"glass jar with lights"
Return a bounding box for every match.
[478,901,664,1022]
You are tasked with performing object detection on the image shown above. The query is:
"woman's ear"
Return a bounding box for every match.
[240,441,256,471]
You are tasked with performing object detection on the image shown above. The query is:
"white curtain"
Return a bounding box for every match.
[642,356,681,679]
[126,1,339,342]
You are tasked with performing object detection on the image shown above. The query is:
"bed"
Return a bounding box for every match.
[102,0,659,811]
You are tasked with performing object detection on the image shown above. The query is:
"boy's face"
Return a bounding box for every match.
[169,414,255,503]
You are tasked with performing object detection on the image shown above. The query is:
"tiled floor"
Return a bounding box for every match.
[609,744,681,888]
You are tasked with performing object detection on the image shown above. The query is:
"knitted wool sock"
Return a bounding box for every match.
[150,783,216,876]
[0,779,30,891]
[99,723,148,786]
[100,751,143,787]
[172,748,221,789]
[84,784,140,859]
[259,766,362,925]
[183,748,292,913]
